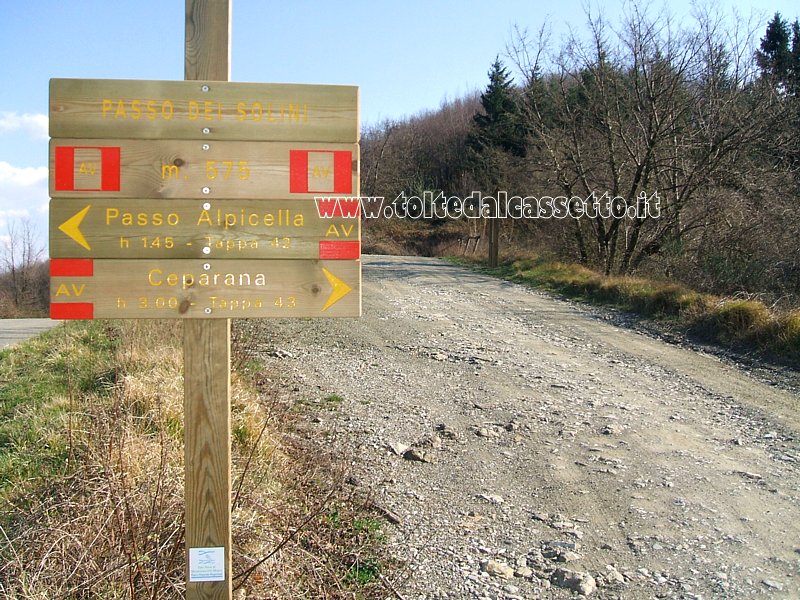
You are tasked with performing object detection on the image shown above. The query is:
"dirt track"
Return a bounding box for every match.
[244,255,800,599]
[0,319,56,349]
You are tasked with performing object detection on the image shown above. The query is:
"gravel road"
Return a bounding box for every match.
[240,255,800,599]
[0,319,57,349]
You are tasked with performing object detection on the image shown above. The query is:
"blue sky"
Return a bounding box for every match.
[0,0,794,253]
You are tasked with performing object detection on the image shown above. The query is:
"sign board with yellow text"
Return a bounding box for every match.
[50,258,359,319]
[49,78,361,319]
[49,198,360,259]
[50,79,358,142]
[48,139,358,199]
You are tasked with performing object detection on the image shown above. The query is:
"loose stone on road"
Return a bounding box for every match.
[241,255,800,599]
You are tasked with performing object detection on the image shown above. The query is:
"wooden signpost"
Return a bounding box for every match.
[48,18,361,322]
[48,1,360,597]
[183,5,232,597]
[50,78,358,142]
[48,139,359,199]
[49,258,359,318]
[50,198,361,259]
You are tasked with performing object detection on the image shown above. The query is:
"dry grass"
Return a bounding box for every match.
[0,320,393,599]
[0,321,186,598]
[777,310,800,346]
[453,256,800,364]
[710,300,772,340]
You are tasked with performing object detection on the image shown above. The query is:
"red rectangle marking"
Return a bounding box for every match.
[289,150,309,193]
[333,150,352,194]
[101,146,121,191]
[50,258,94,277]
[51,302,94,320]
[54,146,75,191]
[319,240,360,260]
[53,146,121,192]
[290,149,352,194]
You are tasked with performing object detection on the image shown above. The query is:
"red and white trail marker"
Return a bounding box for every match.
[50,258,95,319]
[289,149,352,194]
[54,146,121,192]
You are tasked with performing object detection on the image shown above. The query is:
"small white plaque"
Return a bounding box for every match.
[189,547,225,582]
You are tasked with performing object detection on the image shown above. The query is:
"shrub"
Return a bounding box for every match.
[712,300,772,341]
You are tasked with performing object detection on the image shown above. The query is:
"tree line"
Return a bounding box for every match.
[0,220,48,317]
[361,8,800,304]
[2,8,798,314]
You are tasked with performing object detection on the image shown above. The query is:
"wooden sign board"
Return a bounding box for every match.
[49,139,358,199]
[50,258,360,319]
[50,78,359,143]
[49,198,360,259]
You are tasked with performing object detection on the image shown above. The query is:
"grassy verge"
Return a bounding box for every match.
[0,320,188,597]
[0,320,391,599]
[0,321,119,494]
[451,256,800,365]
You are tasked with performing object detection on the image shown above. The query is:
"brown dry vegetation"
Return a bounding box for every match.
[0,321,393,599]
[0,261,48,318]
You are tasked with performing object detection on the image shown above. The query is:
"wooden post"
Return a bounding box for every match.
[184,1,232,599]
[488,217,499,268]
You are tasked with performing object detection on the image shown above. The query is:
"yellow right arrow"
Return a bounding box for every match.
[58,204,92,251]
[321,267,353,311]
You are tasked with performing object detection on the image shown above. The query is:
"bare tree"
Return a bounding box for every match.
[510,4,787,275]
[1,218,45,314]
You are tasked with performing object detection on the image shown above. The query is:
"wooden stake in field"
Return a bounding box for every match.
[184,1,232,598]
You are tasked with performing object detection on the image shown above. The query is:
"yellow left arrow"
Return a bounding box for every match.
[58,205,92,251]
[321,267,353,311]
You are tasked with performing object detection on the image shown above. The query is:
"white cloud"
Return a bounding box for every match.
[0,161,47,187]
[0,112,48,140]
[0,161,49,251]
[0,209,32,219]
